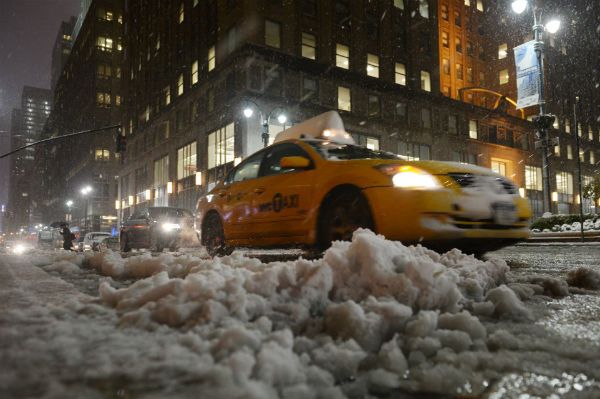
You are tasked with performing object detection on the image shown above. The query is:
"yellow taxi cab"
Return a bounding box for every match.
[196,111,531,256]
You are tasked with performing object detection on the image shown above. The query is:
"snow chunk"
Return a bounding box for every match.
[566,267,600,290]
[485,285,532,320]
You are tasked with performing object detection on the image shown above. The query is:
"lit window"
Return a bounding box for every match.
[556,171,574,203]
[105,11,113,21]
[456,63,463,80]
[154,156,170,206]
[466,67,473,82]
[441,4,448,20]
[115,95,121,106]
[96,92,111,107]
[95,149,110,161]
[588,126,594,141]
[577,123,583,137]
[579,149,585,162]
[178,3,184,23]
[193,0,199,6]
[498,43,508,59]
[366,54,379,78]
[393,0,404,10]
[301,32,316,59]
[420,70,431,91]
[208,46,216,71]
[477,0,483,12]
[565,119,571,133]
[265,20,281,48]
[177,74,184,96]
[499,69,509,85]
[455,38,462,53]
[419,0,429,18]
[465,0,470,5]
[143,105,150,122]
[336,44,349,69]
[164,86,171,105]
[337,86,351,111]
[96,36,113,51]
[208,123,235,169]
[192,60,199,84]
[554,143,561,157]
[442,31,449,48]
[525,165,542,191]
[469,120,478,139]
[395,63,406,85]
[491,159,508,177]
[177,142,197,179]
[567,144,573,159]
[156,37,161,51]
[591,151,595,165]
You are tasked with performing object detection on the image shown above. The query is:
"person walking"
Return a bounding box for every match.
[60,223,75,251]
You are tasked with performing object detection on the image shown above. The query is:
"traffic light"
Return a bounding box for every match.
[115,127,127,153]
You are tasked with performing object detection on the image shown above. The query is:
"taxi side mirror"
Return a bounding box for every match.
[280,156,310,169]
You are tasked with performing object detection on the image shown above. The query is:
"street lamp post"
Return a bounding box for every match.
[573,97,585,241]
[65,200,73,223]
[512,0,560,214]
[242,100,287,148]
[80,186,92,233]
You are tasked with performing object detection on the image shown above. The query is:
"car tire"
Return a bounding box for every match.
[151,233,164,253]
[120,234,131,253]
[203,213,227,257]
[318,189,374,250]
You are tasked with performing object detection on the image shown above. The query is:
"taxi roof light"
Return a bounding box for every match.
[273,111,355,145]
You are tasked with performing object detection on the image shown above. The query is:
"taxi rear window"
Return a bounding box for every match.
[308,141,400,160]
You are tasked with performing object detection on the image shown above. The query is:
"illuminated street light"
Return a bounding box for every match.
[66,200,73,207]
[80,185,93,233]
[243,107,254,118]
[242,100,288,148]
[545,19,561,34]
[511,0,527,14]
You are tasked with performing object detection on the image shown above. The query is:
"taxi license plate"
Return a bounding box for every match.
[492,202,517,225]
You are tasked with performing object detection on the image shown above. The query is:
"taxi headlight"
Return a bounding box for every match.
[13,244,26,255]
[376,165,441,190]
[162,223,181,232]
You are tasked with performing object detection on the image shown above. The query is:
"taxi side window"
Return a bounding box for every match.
[260,143,313,177]
[232,152,264,183]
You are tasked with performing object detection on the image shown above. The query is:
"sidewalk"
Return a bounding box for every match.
[525,230,600,244]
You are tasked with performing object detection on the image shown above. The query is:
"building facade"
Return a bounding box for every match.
[36,0,124,233]
[7,87,52,231]
[51,16,78,94]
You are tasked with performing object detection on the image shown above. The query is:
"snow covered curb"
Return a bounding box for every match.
[6,230,600,398]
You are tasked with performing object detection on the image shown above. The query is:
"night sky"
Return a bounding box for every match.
[0,0,81,132]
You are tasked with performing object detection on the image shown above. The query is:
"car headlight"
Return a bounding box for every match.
[375,165,441,190]
[162,223,181,231]
[13,244,26,255]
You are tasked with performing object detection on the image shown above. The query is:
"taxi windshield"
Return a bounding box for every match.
[308,141,401,160]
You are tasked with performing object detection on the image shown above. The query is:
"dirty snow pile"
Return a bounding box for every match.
[70,229,543,397]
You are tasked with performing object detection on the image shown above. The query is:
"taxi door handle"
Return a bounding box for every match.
[217,190,228,197]
[253,187,265,194]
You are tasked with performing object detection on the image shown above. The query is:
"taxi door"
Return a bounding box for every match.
[249,143,315,239]
[219,151,265,240]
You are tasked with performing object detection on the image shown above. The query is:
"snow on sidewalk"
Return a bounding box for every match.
[2,229,600,398]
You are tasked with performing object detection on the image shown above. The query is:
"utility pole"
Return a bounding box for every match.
[573,97,585,241]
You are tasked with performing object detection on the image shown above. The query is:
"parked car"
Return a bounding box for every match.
[120,207,194,252]
[82,232,112,251]
[97,236,120,251]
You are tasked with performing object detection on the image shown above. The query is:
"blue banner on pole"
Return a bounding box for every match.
[514,40,540,109]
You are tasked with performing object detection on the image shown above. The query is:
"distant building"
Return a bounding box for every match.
[51,16,77,94]
[36,0,123,232]
[7,87,52,231]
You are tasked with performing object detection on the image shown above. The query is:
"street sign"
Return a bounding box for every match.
[534,137,559,150]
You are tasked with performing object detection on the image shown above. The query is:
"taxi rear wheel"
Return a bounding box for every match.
[203,213,227,257]
[318,190,374,249]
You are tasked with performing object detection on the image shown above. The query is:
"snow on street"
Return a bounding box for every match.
[1,231,600,398]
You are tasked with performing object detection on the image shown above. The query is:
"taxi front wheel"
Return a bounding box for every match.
[203,213,228,257]
[318,190,374,250]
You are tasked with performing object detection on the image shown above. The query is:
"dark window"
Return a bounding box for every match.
[302,0,317,17]
[395,102,407,122]
[265,66,282,96]
[301,76,318,102]
[366,8,378,41]
[260,143,313,177]
[249,65,262,91]
[335,0,351,31]
[368,95,380,117]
